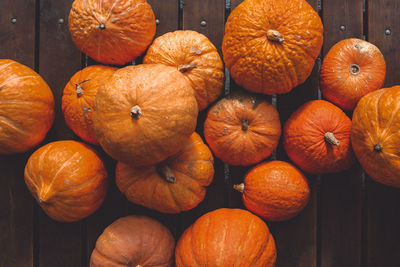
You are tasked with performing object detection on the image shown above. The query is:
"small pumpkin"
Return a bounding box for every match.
[24,140,108,222]
[175,208,276,267]
[143,30,225,110]
[116,132,214,213]
[62,65,117,145]
[0,59,54,154]
[69,0,156,65]
[222,0,323,94]
[320,38,386,110]
[204,91,281,166]
[283,100,354,174]
[234,160,310,221]
[90,215,175,267]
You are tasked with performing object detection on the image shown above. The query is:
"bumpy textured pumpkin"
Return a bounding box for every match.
[62,65,117,145]
[175,208,276,267]
[222,0,323,94]
[0,59,54,154]
[143,30,224,110]
[69,0,156,65]
[284,100,354,174]
[234,160,310,221]
[204,91,281,166]
[320,38,386,110]
[90,215,175,267]
[116,132,214,213]
[93,64,198,166]
[24,140,107,222]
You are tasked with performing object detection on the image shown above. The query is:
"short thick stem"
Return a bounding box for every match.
[178,64,197,73]
[267,30,284,43]
[324,132,340,146]
[130,105,142,120]
[233,183,245,193]
[349,64,361,75]
[75,84,84,97]
[374,143,382,152]
[242,119,249,131]
[158,164,176,183]
[99,23,106,30]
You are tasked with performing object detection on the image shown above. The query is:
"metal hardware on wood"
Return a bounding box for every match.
[385,28,391,35]
[11,18,17,24]
[200,20,207,27]
[340,25,346,31]
[155,19,160,25]
[58,18,64,24]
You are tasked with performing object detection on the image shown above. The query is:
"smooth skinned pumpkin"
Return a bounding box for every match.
[175,208,276,267]
[222,0,323,95]
[320,38,386,110]
[0,59,54,154]
[24,140,108,222]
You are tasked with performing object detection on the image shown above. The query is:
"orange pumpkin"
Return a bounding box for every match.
[222,0,323,95]
[234,160,310,221]
[24,140,108,222]
[320,38,386,110]
[62,65,117,145]
[283,100,354,174]
[204,91,281,166]
[0,59,54,154]
[143,30,225,110]
[69,0,156,65]
[175,208,276,267]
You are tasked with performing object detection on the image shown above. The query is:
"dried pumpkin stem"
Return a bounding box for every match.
[130,105,142,120]
[233,183,245,193]
[75,79,91,97]
[374,143,383,152]
[349,64,361,75]
[178,64,197,73]
[324,132,340,146]
[158,164,176,183]
[99,23,106,30]
[267,29,284,43]
[242,119,249,131]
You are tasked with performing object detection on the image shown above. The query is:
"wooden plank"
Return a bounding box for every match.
[148,0,179,36]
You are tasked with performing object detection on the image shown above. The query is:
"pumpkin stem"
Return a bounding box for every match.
[99,23,106,30]
[130,105,142,120]
[267,30,284,43]
[75,79,91,97]
[374,143,383,152]
[233,183,245,193]
[242,119,249,131]
[349,64,361,75]
[157,163,176,183]
[324,132,340,146]
[178,64,197,73]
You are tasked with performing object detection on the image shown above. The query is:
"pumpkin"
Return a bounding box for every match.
[69,0,156,65]
[175,208,276,267]
[62,65,117,145]
[0,59,54,154]
[93,64,198,166]
[143,30,225,110]
[352,86,400,188]
[90,215,175,267]
[204,91,281,166]
[283,100,354,174]
[116,132,214,213]
[24,140,108,222]
[222,0,323,95]
[234,160,310,221]
[320,38,386,110]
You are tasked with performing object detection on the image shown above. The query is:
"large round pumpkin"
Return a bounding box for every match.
[143,30,225,110]
[116,132,214,213]
[222,0,323,95]
[0,59,54,154]
[24,140,108,222]
[283,100,354,174]
[175,208,276,267]
[69,0,156,65]
[320,38,386,110]
[90,215,175,267]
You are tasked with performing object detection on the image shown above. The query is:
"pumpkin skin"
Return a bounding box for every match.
[175,208,276,267]
[69,0,156,65]
[116,132,214,213]
[320,38,386,110]
[222,0,323,95]
[90,215,175,267]
[283,100,354,174]
[62,65,117,145]
[0,59,54,154]
[143,30,225,110]
[93,64,198,166]
[204,91,281,166]
[234,161,310,221]
[24,140,108,222]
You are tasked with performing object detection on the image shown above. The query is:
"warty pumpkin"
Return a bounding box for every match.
[0,59,54,154]
[175,208,276,267]
[24,140,108,222]
[222,0,323,95]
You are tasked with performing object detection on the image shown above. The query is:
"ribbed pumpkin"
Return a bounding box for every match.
[234,160,310,221]
[143,30,224,110]
[0,59,54,154]
[222,0,323,95]
[352,86,400,188]
[320,38,386,110]
[62,65,117,145]
[204,91,281,166]
[24,141,108,222]
[93,64,198,166]
[283,100,354,174]
[175,208,276,267]
[69,0,156,65]
[90,216,175,267]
